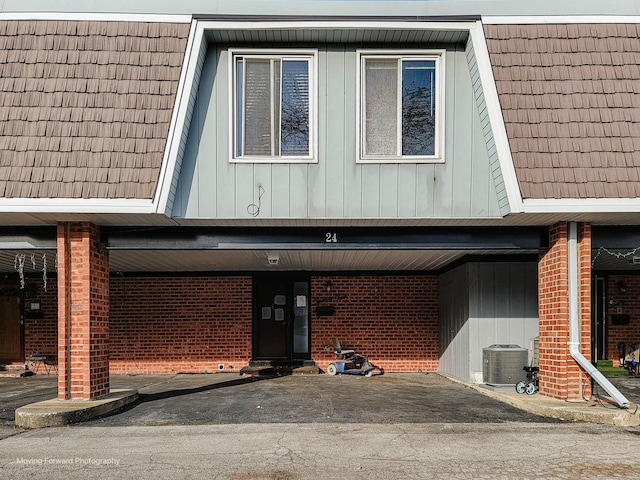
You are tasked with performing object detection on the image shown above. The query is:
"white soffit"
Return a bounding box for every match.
[107,248,531,273]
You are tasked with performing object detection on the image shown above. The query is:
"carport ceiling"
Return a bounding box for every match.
[7,247,640,273]
[0,248,537,274]
[108,248,535,272]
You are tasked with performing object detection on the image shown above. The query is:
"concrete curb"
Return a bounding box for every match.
[442,374,640,427]
[15,389,138,429]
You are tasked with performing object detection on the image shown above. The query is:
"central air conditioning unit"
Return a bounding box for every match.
[482,344,529,386]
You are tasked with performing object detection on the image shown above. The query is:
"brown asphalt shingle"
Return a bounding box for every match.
[0,20,189,199]
[485,23,640,199]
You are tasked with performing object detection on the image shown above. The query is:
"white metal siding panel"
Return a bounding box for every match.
[469,262,539,380]
[197,47,219,218]
[214,49,235,218]
[440,262,538,383]
[325,47,347,218]
[439,264,471,382]
[342,48,362,218]
[173,42,504,220]
[451,44,473,217]
[271,164,291,217]
[465,39,510,216]
[168,36,207,214]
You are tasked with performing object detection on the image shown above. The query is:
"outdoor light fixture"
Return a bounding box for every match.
[617,280,627,294]
[325,282,332,292]
[267,256,279,266]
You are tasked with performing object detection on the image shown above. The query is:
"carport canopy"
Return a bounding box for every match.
[0,226,548,273]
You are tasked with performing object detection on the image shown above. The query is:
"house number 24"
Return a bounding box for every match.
[325,233,338,243]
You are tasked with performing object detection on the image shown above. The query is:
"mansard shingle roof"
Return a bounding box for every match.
[485,23,640,199]
[0,20,189,199]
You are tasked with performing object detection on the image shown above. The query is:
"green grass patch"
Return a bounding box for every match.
[596,360,613,368]
[597,366,630,376]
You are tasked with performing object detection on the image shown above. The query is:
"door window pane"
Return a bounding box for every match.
[293,282,309,354]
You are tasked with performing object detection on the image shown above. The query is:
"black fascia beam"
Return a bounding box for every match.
[592,225,640,249]
[0,226,57,249]
[102,226,549,251]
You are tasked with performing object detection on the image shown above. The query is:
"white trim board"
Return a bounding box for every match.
[195,20,477,32]
[483,15,640,24]
[524,198,640,214]
[0,198,155,214]
[0,12,192,22]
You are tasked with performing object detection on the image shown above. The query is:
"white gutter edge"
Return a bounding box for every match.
[0,198,155,214]
[0,12,192,23]
[525,198,640,213]
[567,221,630,408]
[483,15,640,25]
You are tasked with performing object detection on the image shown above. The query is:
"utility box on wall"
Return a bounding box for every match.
[482,344,528,386]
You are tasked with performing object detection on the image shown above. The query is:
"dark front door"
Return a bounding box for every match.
[254,278,310,361]
[0,294,22,363]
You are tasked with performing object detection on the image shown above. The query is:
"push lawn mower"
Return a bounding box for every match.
[326,338,383,377]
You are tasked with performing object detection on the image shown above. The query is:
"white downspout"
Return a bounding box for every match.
[567,222,630,408]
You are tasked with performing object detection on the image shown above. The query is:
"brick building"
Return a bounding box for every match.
[0,1,639,407]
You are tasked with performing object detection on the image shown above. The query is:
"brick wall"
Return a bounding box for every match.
[109,276,252,374]
[538,222,592,401]
[23,278,58,359]
[311,275,439,373]
[24,272,439,375]
[109,274,437,374]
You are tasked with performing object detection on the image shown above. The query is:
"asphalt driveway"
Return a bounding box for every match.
[2,372,564,428]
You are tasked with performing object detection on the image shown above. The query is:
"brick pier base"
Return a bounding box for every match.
[57,222,109,400]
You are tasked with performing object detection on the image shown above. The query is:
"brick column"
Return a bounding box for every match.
[57,222,109,400]
[578,222,592,399]
[538,222,592,401]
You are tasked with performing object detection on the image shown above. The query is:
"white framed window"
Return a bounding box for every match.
[230,49,317,163]
[357,50,445,163]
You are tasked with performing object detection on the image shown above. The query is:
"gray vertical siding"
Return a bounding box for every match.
[166,35,208,215]
[439,262,539,383]
[439,264,471,382]
[465,39,509,216]
[173,43,504,220]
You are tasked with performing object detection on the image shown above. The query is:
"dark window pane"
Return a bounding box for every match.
[281,60,309,156]
[402,60,436,156]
